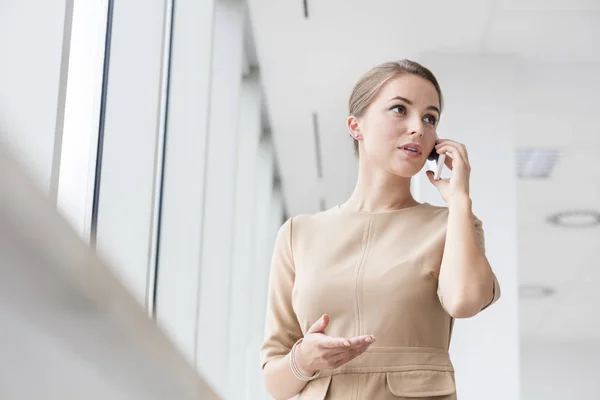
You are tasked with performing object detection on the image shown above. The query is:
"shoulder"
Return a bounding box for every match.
[410,203,450,227]
[419,202,484,223]
[408,203,487,243]
[418,202,450,217]
[290,205,343,225]
[281,206,345,243]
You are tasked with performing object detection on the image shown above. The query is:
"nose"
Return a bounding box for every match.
[408,115,424,137]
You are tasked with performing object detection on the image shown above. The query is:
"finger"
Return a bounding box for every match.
[320,336,351,349]
[328,353,351,369]
[329,349,359,369]
[347,335,375,347]
[427,170,451,187]
[426,170,440,186]
[329,344,370,369]
[319,340,373,364]
[308,314,329,334]
[349,342,372,353]
[321,340,373,360]
[321,345,367,360]
[436,140,468,162]
[444,155,454,170]
[436,140,465,159]
[322,333,374,349]
[437,144,467,166]
[349,343,370,358]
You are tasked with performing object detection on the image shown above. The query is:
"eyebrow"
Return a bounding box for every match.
[387,96,440,115]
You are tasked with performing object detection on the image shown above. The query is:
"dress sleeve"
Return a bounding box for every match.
[473,216,501,310]
[260,217,304,369]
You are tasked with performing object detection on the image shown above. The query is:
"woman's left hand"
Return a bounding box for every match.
[426,138,471,204]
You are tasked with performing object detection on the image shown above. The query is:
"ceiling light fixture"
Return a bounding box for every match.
[519,284,555,299]
[547,210,600,228]
[517,147,559,179]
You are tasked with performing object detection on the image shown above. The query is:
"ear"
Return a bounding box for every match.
[347,115,362,140]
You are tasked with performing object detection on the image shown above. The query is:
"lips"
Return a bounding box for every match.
[398,143,422,155]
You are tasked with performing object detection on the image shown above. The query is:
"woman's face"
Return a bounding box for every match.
[349,74,440,177]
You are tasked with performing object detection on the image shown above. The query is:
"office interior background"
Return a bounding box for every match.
[1,0,598,399]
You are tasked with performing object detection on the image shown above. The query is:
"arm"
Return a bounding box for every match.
[261,218,310,399]
[437,195,500,319]
[263,354,310,400]
[261,219,374,398]
[428,139,500,319]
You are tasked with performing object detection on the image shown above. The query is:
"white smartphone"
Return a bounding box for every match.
[427,143,445,180]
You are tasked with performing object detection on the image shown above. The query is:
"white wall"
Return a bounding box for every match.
[154,0,215,366]
[0,0,70,193]
[521,340,600,399]
[94,0,167,306]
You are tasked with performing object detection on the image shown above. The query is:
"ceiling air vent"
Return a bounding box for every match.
[319,197,326,212]
[547,210,600,228]
[312,112,323,179]
[519,284,555,299]
[517,147,559,179]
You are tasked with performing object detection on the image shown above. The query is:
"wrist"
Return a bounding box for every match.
[447,193,472,210]
[294,341,317,376]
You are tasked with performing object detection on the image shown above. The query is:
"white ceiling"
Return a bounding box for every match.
[247,0,600,341]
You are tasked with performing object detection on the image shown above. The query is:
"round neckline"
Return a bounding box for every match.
[334,202,429,215]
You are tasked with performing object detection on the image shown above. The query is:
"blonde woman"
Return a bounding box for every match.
[260,59,500,399]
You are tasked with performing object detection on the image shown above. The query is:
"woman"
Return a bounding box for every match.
[260,59,500,399]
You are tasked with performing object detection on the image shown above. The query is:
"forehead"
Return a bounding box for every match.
[377,74,440,110]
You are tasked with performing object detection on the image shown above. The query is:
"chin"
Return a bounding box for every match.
[387,166,421,178]
[387,160,423,178]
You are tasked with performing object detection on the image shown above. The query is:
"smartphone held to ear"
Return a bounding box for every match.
[427,145,445,181]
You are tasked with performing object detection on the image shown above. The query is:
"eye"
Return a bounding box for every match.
[424,114,437,125]
[390,105,407,114]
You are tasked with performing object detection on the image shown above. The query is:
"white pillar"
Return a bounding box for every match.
[154,0,215,365]
[251,138,275,342]
[246,137,275,400]
[57,0,108,241]
[413,54,520,400]
[0,0,71,194]
[227,75,262,399]
[195,0,245,394]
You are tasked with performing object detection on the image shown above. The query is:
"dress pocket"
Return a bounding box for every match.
[386,370,456,398]
[297,375,333,400]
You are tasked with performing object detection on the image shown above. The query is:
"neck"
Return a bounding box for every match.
[342,156,419,213]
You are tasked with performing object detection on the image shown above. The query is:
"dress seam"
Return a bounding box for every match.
[358,217,373,336]
[353,216,372,337]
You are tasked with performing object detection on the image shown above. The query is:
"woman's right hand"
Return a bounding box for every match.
[295,314,376,375]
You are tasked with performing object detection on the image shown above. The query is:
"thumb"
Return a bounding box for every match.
[308,314,329,334]
[426,170,439,186]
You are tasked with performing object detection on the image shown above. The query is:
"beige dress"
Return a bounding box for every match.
[260,203,500,399]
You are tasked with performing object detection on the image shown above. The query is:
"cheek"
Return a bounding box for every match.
[364,119,397,148]
[377,117,405,143]
[427,131,438,148]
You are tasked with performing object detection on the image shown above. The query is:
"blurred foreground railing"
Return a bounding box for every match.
[0,138,221,399]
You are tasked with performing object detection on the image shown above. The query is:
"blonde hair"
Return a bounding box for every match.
[348,59,443,156]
